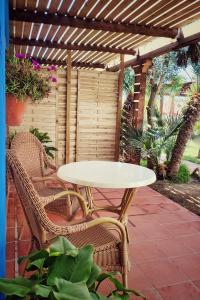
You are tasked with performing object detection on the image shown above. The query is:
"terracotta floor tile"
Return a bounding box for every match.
[127,205,147,216]
[128,264,153,290]
[6,227,15,242]
[134,195,168,205]
[6,260,15,278]
[131,288,163,300]
[175,210,200,222]
[93,199,112,207]
[6,242,15,260]
[178,233,200,253]
[138,204,163,214]
[171,254,200,281]
[103,191,125,199]
[134,224,171,241]
[155,238,194,258]
[129,214,160,226]
[18,240,31,257]
[192,221,200,232]
[130,242,167,263]
[98,277,119,296]
[127,223,150,244]
[153,213,187,225]
[158,282,200,300]
[98,188,125,194]
[6,184,200,299]
[138,259,188,288]
[108,198,122,206]
[163,221,199,237]
[192,280,200,290]
[17,224,31,241]
[92,192,106,200]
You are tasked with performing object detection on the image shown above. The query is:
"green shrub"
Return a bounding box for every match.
[172,164,191,183]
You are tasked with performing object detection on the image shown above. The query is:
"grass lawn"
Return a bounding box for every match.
[183,140,200,164]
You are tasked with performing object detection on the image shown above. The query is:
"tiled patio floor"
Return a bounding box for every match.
[6,184,200,300]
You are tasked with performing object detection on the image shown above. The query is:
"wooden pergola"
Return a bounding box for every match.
[9,0,200,161]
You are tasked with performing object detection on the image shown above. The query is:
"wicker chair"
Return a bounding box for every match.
[10,131,82,219]
[7,150,128,286]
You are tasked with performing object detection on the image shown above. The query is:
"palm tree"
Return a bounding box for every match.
[167,87,200,177]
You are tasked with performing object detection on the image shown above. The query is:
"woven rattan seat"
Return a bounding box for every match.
[7,150,128,286]
[10,132,81,219]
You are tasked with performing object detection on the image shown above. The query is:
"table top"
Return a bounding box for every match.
[57,161,156,189]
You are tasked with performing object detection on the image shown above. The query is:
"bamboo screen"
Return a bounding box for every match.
[10,69,119,165]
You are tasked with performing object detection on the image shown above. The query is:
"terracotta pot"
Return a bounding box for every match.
[6,94,27,126]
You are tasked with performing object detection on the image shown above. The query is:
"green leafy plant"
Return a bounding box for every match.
[0,237,146,300]
[29,127,57,159]
[122,116,182,171]
[6,52,56,102]
[8,128,57,159]
[172,164,191,183]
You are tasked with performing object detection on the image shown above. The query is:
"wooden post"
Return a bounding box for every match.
[55,68,59,166]
[75,70,80,162]
[133,59,151,129]
[115,54,124,161]
[65,50,72,163]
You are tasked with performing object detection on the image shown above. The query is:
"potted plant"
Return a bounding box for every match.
[0,237,146,300]
[6,53,56,126]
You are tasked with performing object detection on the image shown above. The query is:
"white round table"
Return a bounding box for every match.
[57,161,156,223]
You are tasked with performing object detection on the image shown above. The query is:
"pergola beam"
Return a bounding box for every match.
[109,32,200,71]
[10,9,178,38]
[10,37,136,55]
[35,58,106,69]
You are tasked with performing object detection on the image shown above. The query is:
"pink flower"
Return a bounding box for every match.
[15,53,26,59]
[33,64,41,71]
[51,65,57,71]
[49,75,57,82]
[31,59,39,66]
[51,76,57,82]
[47,65,57,71]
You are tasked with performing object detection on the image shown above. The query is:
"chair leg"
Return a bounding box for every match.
[122,270,128,288]
[22,237,35,276]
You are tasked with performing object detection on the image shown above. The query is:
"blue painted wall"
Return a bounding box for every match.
[0,0,9,286]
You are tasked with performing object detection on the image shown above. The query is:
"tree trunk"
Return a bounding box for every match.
[160,94,164,116]
[167,92,200,177]
[146,82,158,128]
[169,95,175,116]
[198,148,200,158]
[147,73,165,128]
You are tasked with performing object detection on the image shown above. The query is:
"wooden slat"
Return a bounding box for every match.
[10,9,178,38]
[11,37,136,55]
[124,0,160,23]
[148,0,200,26]
[109,32,200,71]
[115,54,124,161]
[75,70,80,162]
[65,50,72,163]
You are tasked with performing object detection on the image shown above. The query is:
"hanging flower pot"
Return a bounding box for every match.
[6,94,27,126]
[6,52,57,127]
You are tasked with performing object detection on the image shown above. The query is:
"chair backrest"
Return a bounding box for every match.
[6,150,48,247]
[11,132,45,178]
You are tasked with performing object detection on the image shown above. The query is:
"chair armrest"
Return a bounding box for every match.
[64,217,127,245]
[44,215,127,244]
[43,190,89,217]
[31,175,67,190]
